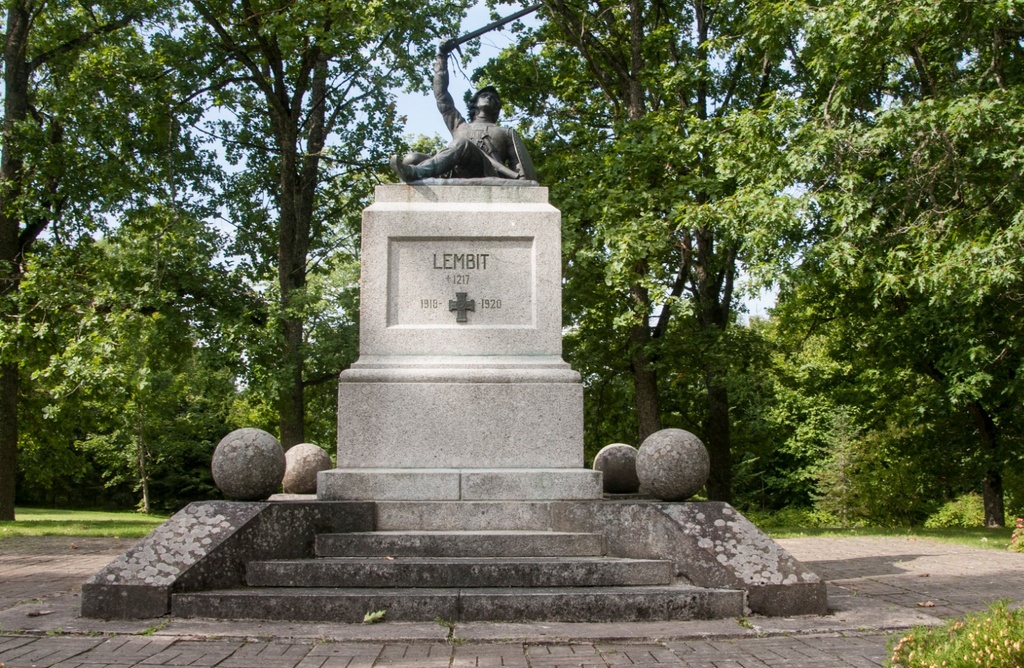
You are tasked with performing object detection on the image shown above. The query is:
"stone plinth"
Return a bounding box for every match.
[321,184,600,501]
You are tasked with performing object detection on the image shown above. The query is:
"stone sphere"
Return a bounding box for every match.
[211,428,286,501]
[636,428,710,501]
[282,443,333,494]
[593,443,640,493]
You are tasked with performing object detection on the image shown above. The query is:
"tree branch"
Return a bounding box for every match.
[190,0,286,118]
[303,372,339,389]
[28,14,136,73]
[652,266,687,340]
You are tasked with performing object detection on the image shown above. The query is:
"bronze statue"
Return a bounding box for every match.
[390,41,537,183]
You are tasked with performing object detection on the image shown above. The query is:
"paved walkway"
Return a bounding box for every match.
[1,534,1022,668]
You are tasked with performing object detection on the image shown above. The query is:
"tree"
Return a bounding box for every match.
[15,202,247,512]
[0,0,206,520]
[784,0,1024,526]
[481,0,804,500]
[740,311,970,525]
[184,0,470,446]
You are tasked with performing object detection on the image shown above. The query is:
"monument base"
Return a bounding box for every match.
[81,500,827,621]
[329,357,598,500]
[335,358,584,469]
[318,468,602,501]
[80,187,829,623]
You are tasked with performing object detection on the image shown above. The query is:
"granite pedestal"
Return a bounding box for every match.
[320,184,600,500]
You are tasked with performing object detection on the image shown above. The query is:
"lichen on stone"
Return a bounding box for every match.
[659,503,819,586]
[86,502,261,586]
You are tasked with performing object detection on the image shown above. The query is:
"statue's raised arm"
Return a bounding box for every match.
[389,40,537,184]
[433,42,465,135]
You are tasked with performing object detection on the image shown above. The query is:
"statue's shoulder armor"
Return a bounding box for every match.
[455,122,513,157]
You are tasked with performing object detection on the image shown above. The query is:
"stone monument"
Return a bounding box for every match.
[318,29,598,502]
[78,26,826,623]
[317,183,601,501]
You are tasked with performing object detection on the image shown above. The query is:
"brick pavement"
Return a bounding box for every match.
[783,536,1024,619]
[0,538,136,612]
[3,635,889,668]
[2,534,1023,668]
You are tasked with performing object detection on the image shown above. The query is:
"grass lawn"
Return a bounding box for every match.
[0,507,168,539]
[766,525,1016,550]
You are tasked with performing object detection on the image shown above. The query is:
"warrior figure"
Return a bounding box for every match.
[390,41,536,182]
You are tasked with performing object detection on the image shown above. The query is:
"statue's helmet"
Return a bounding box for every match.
[468,85,502,121]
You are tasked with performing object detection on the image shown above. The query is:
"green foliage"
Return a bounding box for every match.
[479,0,809,501]
[3,0,472,511]
[3,0,1023,524]
[186,0,473,444]
[0,508,166,539]
[821,424,952,528]
[924,493,987,529]
[780,0,1024,525]
[888,602,1024,668]
[810,408,861,526]
[735,314,1005,527]
[0,0,221,519]
[732,326,841,511]
[743,507,840,530]
[13,205,246,512]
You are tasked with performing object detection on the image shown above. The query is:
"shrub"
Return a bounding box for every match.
[813,423,943,527]
[743,506,841,529]
[1011,517,1024,554]
[888,602,1024,668]
[924,492,986,529]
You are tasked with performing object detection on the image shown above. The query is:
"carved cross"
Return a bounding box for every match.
[449,292,475,323]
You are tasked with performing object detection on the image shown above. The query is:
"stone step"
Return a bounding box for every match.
[246,556,673,589]
[172,584,744,623]
[316,531,606,558]
[373,501,555,531]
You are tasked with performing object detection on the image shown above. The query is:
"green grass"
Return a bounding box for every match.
[765,525,1016,550]
[0,507,167,539]
[2,506,1015,550]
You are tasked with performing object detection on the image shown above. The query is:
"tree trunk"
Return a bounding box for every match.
[274,103,303,445]
[629,279,660,443]
[704,379,732,502]
[0,363,17,520]
[631,342,661,443]
[626,0,645,120]
[691,227,737,502]
[0,3,32,522]
[138,450,151,515]
[272,53,327,448]
[982,469,1005,529]
[278,318,305,447]
[136,408,151,514]
[624,0,654,442]
[276,166,306,449]
[969,401,1004,527]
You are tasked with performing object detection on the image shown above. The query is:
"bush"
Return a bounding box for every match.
[924,492,986,529]
[888,602,1024,668]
